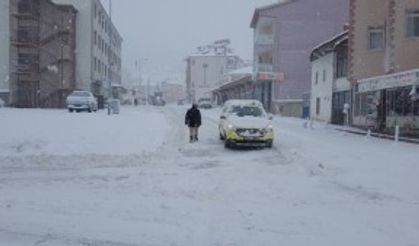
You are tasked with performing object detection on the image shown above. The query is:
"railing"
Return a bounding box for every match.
[255,34,274,45]
[257,64,274,73]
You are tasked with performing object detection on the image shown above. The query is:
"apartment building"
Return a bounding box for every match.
[185,53,244,103]
[52,0,122,106]
[250,0,349,115]
[0,1,10,105]
[9,0,77,108]
[349,0,419,132]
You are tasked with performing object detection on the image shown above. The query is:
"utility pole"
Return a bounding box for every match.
[107,0,113,115]
[137,58,148,104]
[147,79,150,105]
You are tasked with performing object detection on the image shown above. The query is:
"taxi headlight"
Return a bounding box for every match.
[265,125,274,134]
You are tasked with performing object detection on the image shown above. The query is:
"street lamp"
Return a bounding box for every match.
[135,58,149,105]
[203,63,208,87]
[107,0,113,115]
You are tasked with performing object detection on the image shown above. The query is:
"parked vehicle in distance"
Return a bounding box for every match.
[219,99,274,148]
[66,90,98,113]
[198,98,213,109]
[177,99,186,105]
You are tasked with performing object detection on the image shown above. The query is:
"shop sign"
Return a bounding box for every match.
[358,69,419,93]
[257,72,285,81]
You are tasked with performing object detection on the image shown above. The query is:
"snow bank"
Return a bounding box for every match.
[0,107,168,157]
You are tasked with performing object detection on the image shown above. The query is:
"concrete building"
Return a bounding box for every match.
[0,1,10,105]
[185,40,244,103]
[250,0,349,115]
[349,0,419,133]
[310,32,350,125]
[8,0,77,108]
[185,54,244,103]
[52,0,122,106]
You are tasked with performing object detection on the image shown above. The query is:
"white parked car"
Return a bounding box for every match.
[219,99,274,148]
[66,90,98,113]
[198,98,213,109]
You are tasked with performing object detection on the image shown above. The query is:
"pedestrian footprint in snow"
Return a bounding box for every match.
[185,103,202,143]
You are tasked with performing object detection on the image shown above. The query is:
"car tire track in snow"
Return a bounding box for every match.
[0,229,149,246]
[2,106,419,246]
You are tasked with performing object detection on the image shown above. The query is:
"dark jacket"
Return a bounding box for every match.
[185,106,201,127]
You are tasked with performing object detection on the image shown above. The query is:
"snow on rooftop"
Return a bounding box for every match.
[311,31,348,53]
[224,99,263,107]
[228,66,253,75]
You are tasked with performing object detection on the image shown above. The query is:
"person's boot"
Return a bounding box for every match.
[190,136,194,143]
[195,136,199,142]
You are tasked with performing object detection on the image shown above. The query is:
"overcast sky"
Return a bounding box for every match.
[101,0,276,84]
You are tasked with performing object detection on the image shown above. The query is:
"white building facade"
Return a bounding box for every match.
[0,0,10,104]
[185,55,244,102]
[310,53,334,122]
[52,0,122,102]
[310,32,351,125]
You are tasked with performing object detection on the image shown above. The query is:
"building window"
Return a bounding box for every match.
[368,28,384,50]
[386,86,419,117]
[322,69,327,82]
[355,91,381,116]
[316,98,321,115]
[406,10,419,38]
[17,0,33,14]
[17,53,35,66]
[315,71,319,84]
[336,47,348,78]
[17,28,35,43]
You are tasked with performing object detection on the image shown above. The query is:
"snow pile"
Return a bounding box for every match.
[0,107,168,157]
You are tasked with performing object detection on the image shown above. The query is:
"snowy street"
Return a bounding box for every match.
[1,106,419,246]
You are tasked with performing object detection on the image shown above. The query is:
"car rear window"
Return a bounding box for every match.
[71,91,90,97]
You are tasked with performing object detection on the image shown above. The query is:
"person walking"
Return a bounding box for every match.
[185,103,202,142]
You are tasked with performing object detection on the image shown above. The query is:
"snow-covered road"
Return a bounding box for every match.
[1,106,419,246]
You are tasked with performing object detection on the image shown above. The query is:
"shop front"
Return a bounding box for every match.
[332,90,351,125]
[354,69,419,134]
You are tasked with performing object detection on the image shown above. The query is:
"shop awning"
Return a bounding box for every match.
[357,69,419,93]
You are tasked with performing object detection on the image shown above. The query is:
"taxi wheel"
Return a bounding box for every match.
[224,140,231,149]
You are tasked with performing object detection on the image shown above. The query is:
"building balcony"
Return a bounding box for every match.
[257,64,274,73]
[10,38,37,47]
[12,11,39,20]
[254,34,274,46]
[11,64,39,75]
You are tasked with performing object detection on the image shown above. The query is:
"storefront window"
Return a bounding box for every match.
[386,86,417,117]
[413,88,419,116]
[355,91,380,116]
